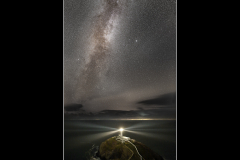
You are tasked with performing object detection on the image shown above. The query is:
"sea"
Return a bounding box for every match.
[64,120,176,160]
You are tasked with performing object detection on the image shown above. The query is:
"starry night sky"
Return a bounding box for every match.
[64,0,176,120]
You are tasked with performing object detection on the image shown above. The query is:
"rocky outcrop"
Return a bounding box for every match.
[96,136,163,160]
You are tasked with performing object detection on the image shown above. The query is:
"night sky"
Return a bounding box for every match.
[64,0,176,120]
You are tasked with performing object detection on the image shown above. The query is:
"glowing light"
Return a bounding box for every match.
[119,128,124,136]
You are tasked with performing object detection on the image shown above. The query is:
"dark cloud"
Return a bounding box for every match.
[64,104,83,111]
[137,92,176,106]
[99,110,139,117]
[137,107,144,110]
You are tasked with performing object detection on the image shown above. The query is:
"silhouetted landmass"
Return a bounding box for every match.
[64,108,176,120]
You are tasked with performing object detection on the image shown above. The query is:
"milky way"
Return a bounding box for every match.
[64,0,176,119]
[76,0,124,102]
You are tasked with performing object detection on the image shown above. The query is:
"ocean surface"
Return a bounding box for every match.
[64,120,176,160]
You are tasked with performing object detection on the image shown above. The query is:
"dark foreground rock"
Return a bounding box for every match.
[96,136,164,160]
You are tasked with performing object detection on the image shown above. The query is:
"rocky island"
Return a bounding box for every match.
[96,136,164,160]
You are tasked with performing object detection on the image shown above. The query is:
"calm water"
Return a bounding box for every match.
[64,120,176,160]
